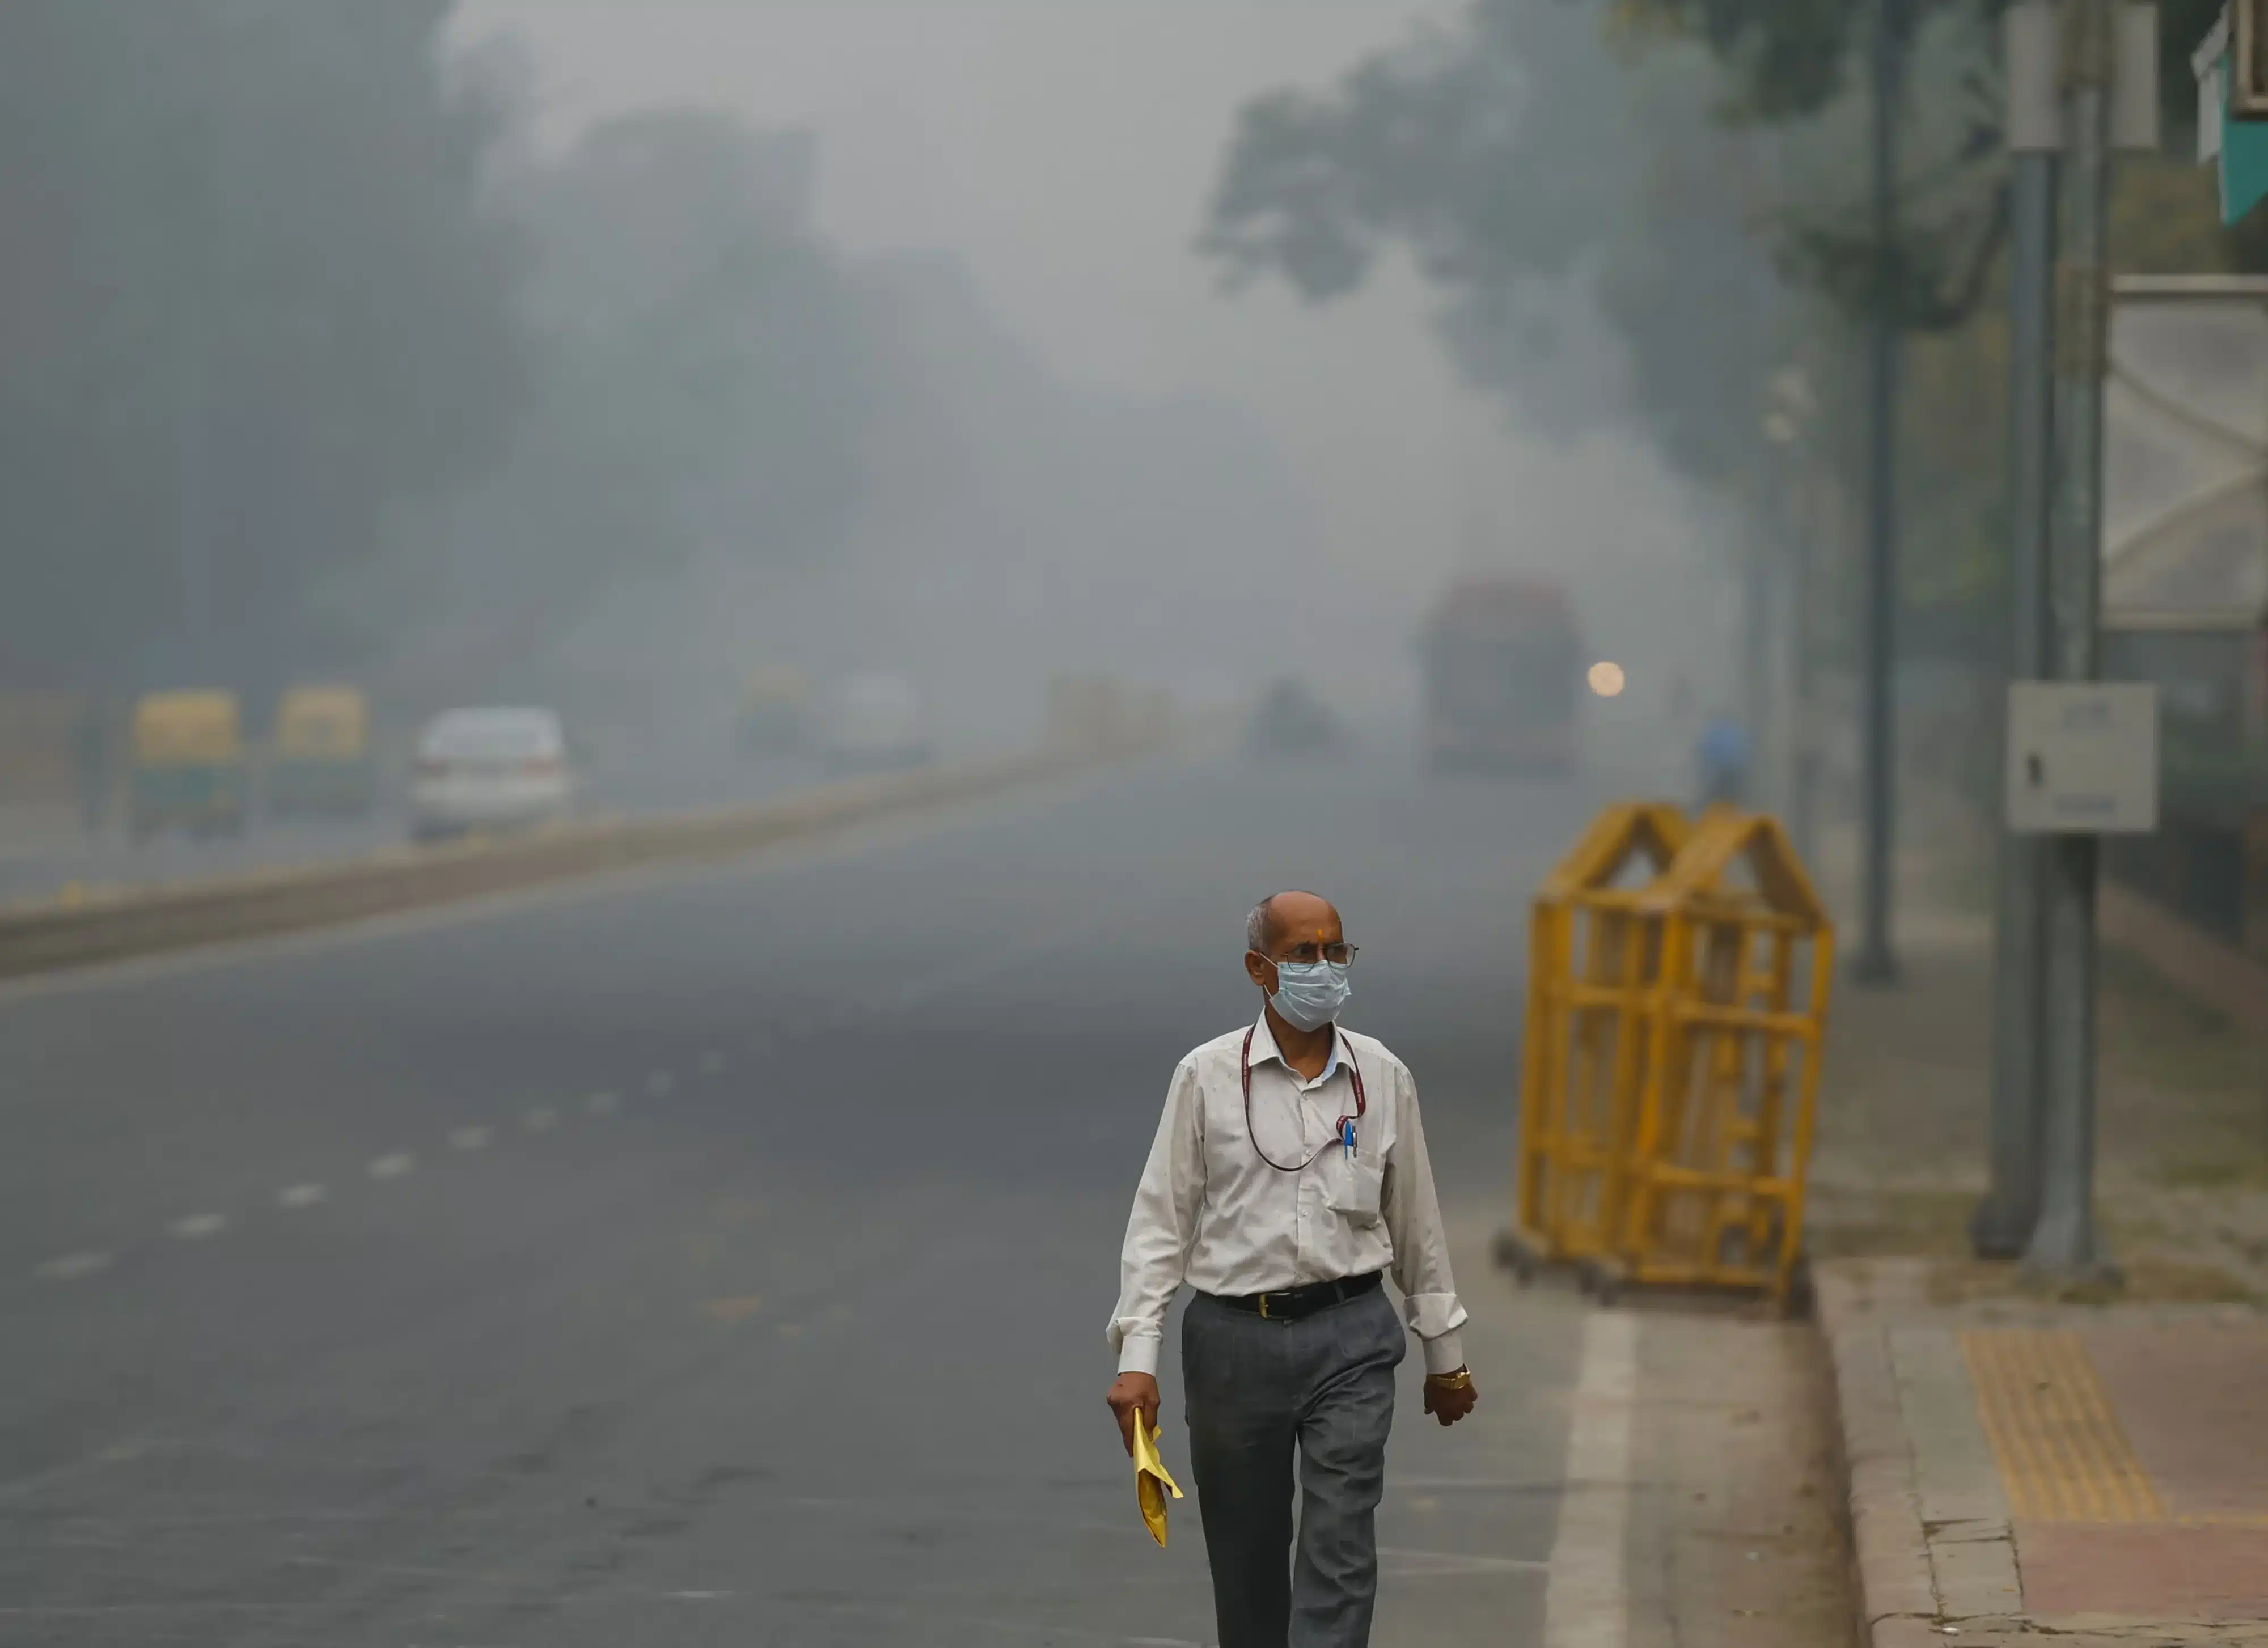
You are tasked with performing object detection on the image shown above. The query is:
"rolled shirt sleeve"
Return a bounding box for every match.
[1107,1058,1205,1376]
[1381,1059,1470,1376]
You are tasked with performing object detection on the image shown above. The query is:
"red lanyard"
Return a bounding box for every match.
[1241,1023,1367,1174]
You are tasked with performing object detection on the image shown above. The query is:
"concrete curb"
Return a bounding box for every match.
[1817,1263,1941,1647]
[0,738,1156,980]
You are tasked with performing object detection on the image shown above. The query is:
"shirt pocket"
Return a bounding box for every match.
[1325,1151,1385,1227]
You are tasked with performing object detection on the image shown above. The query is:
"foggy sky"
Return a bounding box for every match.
[450,1,1740,743]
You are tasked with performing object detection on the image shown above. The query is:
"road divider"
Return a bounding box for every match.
[0,735,1160,981]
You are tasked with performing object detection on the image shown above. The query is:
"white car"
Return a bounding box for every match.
[818,673,935,769]
[411,708,573,841]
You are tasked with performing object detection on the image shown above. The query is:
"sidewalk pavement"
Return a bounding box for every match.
[1805,846,2268,1645]
[1821,1258,2268,1646]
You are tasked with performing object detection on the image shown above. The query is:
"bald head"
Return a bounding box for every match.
[1244,890,1339,959]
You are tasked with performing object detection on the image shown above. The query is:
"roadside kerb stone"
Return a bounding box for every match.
[1818,1261,1939,1645]
[1890,1326,2022,1620]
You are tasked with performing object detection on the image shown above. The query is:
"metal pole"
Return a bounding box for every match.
[2026,0,2113,1279]
[176,299,211,680]
[176,17,217,683]
[1789,483,1819,861]
[1973,149,2058,1259]
[1742,535,1774,808]
[1856,0,1909,986]
[1767,510,1800,822]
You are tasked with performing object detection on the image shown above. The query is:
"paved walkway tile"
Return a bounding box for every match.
[2020,1523,2268,1621]
[1958,1321,2268,1629]
[2087,1323,2268,1526]
[1964,1328,2163,1523]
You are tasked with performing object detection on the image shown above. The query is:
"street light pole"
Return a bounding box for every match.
[1974,124,2058,1259]
[1856,0,1911,986]
[1762,369,1816,837]
[175,13,221,683]
[1742,531,1775,807]
[2026,0,2115,1278]
[1788,478,1820,861]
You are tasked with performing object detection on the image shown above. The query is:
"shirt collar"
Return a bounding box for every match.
[1250,1011,1348,1086]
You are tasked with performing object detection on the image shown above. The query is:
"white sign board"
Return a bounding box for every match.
[2105,284,2268,629]
[2005,682,2160,833]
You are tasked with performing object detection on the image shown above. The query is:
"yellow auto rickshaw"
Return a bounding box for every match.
[268,685,374,818]
[130,690,248,840]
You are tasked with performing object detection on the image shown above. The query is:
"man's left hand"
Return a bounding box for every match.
[1423,1369,1478,1427]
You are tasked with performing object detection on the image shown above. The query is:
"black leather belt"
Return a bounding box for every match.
[1209,1270,1382,1322]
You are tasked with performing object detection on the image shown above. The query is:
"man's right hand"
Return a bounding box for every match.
[1106,1371,1161,1456]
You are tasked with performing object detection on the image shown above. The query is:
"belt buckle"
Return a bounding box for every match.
[1257,1293,1271,1320]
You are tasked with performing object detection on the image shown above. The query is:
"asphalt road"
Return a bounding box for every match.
[0,745,1836,1646]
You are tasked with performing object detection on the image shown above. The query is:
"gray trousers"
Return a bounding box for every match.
[1180,1283,1406,1648]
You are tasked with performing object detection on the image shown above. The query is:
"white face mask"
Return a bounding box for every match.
[1269,958,1352,1031]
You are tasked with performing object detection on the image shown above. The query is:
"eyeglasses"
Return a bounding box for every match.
[1273,942,1358,966]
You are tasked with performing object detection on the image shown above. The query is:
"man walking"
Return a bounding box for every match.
[1106,890,1477,1647]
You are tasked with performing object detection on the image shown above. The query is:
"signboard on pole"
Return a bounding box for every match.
[2104,277,2268,633]
[2197,7,2268,221]
[2005,682,2160,833]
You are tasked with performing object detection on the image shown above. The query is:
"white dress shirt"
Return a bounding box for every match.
[1108,1014,1469,1379]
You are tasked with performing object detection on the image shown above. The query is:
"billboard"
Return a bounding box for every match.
[2105,276,2268,632]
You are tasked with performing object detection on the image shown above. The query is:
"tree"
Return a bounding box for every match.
[1202,0,2259,663]
[0,0,524,690]
[365,113,875,697]
[1201,0,1805,491]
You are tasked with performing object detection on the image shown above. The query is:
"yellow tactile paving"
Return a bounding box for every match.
[1962,1328,2167,1524]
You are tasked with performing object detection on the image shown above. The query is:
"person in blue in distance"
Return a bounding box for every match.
[1696,711,1750,808]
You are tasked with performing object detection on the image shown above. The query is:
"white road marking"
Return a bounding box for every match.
[521,1106,557,1133]
[1543,1308,1638,1648]
[367,1153,415,1181]
[166,1214,227,1240]
[276,1183,328,1209]
[34,1251,112,1282]
[585,1091,619,1116]
[646,1070,675,1096]
[448,1126,492,1151]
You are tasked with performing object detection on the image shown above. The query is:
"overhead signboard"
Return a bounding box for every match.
[2197,6,2268,219]
[2104,278,2268,632]
[2005,682,2161,834]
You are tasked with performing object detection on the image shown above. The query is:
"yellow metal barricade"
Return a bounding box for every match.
[1499,801,1689,1277]
[1611,808,1834,1306]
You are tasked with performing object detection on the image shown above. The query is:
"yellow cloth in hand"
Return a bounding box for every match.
[1132,1412,1184,1547]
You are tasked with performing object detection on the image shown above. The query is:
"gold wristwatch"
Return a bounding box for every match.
[1425,1367,1473,1391]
